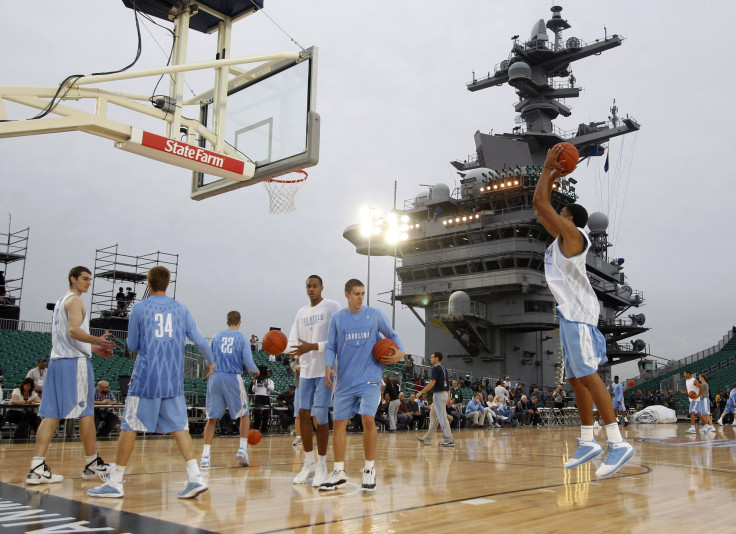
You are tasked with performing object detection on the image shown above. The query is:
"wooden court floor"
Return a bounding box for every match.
[2,423,736,533]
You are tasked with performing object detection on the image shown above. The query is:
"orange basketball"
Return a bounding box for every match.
[248,429,261,445]
[262,330,288,355]
[628,380,635,387]
[554,142,579,173]
[372,338,398,362]
[688,391,698,400]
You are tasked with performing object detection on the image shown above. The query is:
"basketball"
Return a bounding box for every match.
[628,380,635,387]
[554,142,579,173]
[262,330,288,355]
[373,338,398,362]
[248,429,261,445]
[688,391,698,400]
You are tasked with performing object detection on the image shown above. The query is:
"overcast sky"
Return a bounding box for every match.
[2,1,734,381]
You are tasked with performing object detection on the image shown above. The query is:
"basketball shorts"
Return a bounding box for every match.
[297,377,332,412]
[689,398,703,415]
[332,385,381,421]
[724,400,736,415]
[39,358,94,419]
[121,395,188,433]
[701,397,711,415]
[557,310,607,379]
[206,373,249,420]
[613,398,625,411]
[293,387,300,417]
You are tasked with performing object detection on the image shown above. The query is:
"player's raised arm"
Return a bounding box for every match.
[241,339,258,375]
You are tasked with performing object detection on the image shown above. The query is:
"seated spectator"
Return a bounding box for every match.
[527,395,543,426]
[450,379,463,406]
[466,393,491,427]
[490,395,513,426]
[7,378,41,439]
[494,380,509,405]
[397,392,412,429]
[406,393,423,430]
[447,398,467,429]
[26,358,47,396]
[475,383,488,403]
[463,375,472,388]
[93,380,120,437]
[276,385,296,433]
[403,354,414,380]
[514,395,530,426]
[375,393,390,429]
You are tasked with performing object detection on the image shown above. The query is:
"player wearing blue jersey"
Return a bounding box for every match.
[289,275,341,488]
[201,311,260,469]
[534,145,634,478]
[89,266,215,500]
[717,384,736,426]
[319,279,405,492]
[611,376,629,426]
[26,266,116,485]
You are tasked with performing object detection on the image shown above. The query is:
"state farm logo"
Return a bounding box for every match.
[163,139,225,168]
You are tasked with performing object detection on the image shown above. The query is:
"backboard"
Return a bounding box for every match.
[190,47,320,200]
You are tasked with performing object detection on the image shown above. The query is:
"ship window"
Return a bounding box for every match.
[398,271,412,282]
[426,267,439,279]
[500,257,515,269]
[413,270,427,281]
[440,266,454,276]
[524,300,555,313]
[484,260,500,271]
[455,264,469,275]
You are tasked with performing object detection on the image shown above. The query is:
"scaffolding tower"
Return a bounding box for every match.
[0,222,29,327]
[90,244,179,332]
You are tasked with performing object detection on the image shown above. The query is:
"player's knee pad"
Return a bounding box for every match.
[313,406,329,425]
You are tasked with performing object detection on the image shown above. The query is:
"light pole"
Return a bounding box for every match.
[361,207,383,306]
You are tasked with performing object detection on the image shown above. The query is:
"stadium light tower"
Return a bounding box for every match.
[360,207,384,306]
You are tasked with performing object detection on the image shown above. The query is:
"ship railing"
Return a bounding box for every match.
[432,300,487,320]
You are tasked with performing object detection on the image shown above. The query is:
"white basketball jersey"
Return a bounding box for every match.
[50,292,91,359]
[544,230,600,326]
[686,377,700,398]
[288,298,342,379]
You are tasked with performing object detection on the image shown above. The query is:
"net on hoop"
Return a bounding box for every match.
[263,170,308,214]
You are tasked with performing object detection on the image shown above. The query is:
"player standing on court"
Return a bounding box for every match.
[320,279,404,492]
[416,352,454,446]
[288,275,341,488]
[26,266,116,484]
[533,145,635,477]
[611,376,629,426]
[682,369,706,433]
[200,310,260,468]
[89,266,215,499]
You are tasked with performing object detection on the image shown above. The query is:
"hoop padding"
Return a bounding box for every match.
[263,170,308,214]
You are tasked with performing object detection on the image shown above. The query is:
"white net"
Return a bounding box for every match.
[262,170,308,214]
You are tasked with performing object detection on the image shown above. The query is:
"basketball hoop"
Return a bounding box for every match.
[263,170,308,214]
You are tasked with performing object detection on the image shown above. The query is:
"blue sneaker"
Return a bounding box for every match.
[88,481,124,498]
[177,479,208,499]
[439,440,455,448]
[595,440,635,478]
[564,438,603,469]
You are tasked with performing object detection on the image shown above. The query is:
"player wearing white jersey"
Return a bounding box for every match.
[89,266,215,500]
[201,311,260,469]
[289,275,341,488]
[26,266,115,485]
[534,145,634,478]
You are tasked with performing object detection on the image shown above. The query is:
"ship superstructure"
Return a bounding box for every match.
[344,6,648,385]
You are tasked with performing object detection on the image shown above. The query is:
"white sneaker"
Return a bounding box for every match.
[200,455,211,468]
[717,419,724,426]
[705,425,716,433]
[236,447,249,466]
[318,469,347,491]
[82,455,111,480]
[88,480,124,498]
[595,440,635,478]
[293,462,316,485]
[686,426,697,433]
[177,476,208,499]
[732,421,736,427]
[361,467,376,491]
[292,436,302,446]
[311,462,328,488]
[593,421,600,429]
[26,461,63,485]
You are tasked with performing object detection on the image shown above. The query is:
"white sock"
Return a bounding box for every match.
[186,459,201,480]
[364,460,375,470]
[110,464,125,484]
[334,461,345,472]
[318,454,327,466]
[239,438,248,450]
[202,444,211,456]
[605,423,623,443]
[580,425,594,442]
[85,453,98,465]
[305,450,315,463]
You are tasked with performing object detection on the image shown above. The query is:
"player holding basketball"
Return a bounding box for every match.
[611,376,629,426]
[89,266,215,499]
[533,145,635,477]
[200,310,260,469]
[321,279,404,492]
[288,275,341,488]
[681,370,706,433]
[26,266,116,484]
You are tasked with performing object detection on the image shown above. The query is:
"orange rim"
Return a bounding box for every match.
[266,169,308,184]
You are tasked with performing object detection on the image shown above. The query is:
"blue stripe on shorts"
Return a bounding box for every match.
[558,309,607,379]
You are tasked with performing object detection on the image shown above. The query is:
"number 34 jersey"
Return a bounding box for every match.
[127,295,214,399]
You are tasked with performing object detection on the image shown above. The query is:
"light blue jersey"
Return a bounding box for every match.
[210,330,257,375]
[613,382,623,400]
[325,305,403,396]
[127,296,214,398]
